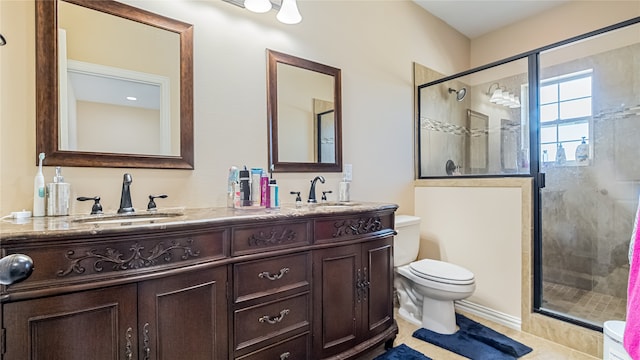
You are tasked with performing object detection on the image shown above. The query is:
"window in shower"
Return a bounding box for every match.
[540,70,593,165]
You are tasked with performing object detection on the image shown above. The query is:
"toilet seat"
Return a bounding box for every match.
[409,259,474,285]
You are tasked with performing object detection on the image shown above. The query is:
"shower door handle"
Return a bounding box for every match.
[537,172,545,188]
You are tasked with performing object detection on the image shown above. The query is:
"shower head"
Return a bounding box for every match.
[448,87,467,101]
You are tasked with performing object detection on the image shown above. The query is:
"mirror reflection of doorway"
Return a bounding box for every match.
[317,110,335,163]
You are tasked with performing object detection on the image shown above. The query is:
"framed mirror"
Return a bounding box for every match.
[36,0,194,169]
[267,49,342,172]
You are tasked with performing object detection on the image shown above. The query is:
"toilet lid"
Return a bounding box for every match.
[409,259,475,285]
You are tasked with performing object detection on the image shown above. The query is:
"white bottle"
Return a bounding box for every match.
[33,153,46,217]
[338,164,352,202]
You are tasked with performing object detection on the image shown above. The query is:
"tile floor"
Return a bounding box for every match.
[542,282,627,326]
[392,308,600,359]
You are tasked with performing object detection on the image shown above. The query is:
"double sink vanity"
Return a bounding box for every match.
[15,0,395,358]
[0,203,398,359]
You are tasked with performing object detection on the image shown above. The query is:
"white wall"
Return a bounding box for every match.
[415,182,525,320]
[0,0,469,216]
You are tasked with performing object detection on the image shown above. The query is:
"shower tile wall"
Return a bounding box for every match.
[541,44,639,307]
[420,78,470,176]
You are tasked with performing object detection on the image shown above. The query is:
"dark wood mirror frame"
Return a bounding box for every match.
[267,49,342,173]
[36,0,194,169]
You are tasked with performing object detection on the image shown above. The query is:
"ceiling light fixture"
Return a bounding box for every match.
[244,0,272,13]
[276,0,302,24]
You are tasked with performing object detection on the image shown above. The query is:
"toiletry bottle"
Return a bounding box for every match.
[555,143,566,165]
[260,171,269,207]
[338,163,352,202]
[338,179,350,202]
[269,179,279,208]
[251,168,262,206]
[575,137,589,164]
[33,152,46,217]
[227,166,238,208]
[47,166,70,216]
[239,167,251,207]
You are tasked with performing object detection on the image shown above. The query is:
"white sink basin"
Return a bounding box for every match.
[73,212,182,225]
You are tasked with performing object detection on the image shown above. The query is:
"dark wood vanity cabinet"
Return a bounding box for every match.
[0,205,397,360]
[2,267,228,360]
[312,236,395,359]
[4,283,138,360]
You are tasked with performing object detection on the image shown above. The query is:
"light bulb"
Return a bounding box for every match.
[245,0,271,13]
[489,89,502,103]
[277,0,301,24]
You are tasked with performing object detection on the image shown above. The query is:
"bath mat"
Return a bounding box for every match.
[412,313,532,359]
[373,343,432,360]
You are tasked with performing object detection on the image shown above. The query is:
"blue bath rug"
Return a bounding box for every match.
[412,313,532,359]
[373,343,432,360]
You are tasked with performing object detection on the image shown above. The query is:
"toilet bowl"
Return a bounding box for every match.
[394,215,476,334]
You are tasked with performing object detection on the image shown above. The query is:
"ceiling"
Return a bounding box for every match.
[413,0,570,39]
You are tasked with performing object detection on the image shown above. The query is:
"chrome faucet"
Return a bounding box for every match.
[118,173,135,214]
[307,176,326,203]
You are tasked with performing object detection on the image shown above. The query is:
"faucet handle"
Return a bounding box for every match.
[321,190,333,202]
[290,191,302,207]
[77,196,103,215]
[147,194,168,211]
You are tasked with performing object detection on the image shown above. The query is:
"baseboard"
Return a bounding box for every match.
[455,299,522,331]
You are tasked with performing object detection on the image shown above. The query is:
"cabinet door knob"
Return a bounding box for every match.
[258,309,290,324]
[280,351,291,359]
[258,267,289,281]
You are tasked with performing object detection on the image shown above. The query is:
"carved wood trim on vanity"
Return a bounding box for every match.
[57,238,201,277]
[332,217,383,238]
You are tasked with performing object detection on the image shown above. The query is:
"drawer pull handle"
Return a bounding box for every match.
[258,267,289,281]
[258,309,290,324]
[280,352,291,359]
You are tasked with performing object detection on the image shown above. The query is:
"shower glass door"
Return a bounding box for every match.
[537,23,640,327]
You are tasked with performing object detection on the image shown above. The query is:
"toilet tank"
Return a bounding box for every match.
[394,215,421,267]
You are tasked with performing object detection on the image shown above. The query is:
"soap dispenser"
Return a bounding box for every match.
[575,137,589,165]
[47,167,70,216]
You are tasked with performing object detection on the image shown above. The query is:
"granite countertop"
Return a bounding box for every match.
[0,202,398,240]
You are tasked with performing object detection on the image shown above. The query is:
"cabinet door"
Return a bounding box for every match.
[3,284,138,360]
[137,266,228,360]
[361,236,394,340]
[312,244,361,358]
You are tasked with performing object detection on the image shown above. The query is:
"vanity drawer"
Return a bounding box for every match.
[4,228,228,294]
[234,292,310,352]
[232,221,311,256]
[314,211,395,244]
[236,332,310,360]
[234,252,311,303]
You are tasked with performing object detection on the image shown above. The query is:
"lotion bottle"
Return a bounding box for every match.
[47,167,70,216]
[33,153,46,217]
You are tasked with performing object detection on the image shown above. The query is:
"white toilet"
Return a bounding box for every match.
[394,215,476,334]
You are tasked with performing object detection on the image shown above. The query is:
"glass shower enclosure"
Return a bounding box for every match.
[417,18,640,329]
